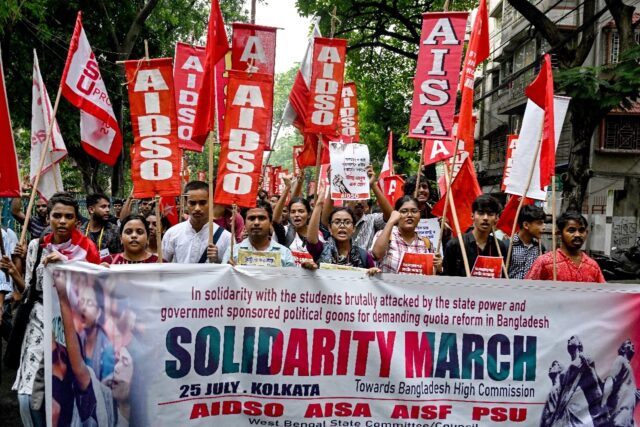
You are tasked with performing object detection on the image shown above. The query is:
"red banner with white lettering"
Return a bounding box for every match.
[338,82,359,142]
[501,134,518,191]
[398,252,434,275]
[215,71,273,208]
[409,12,468,140]
[174,42,228,152]
[423,138,456,166]
[125,58,182,198]
[304,37,347,135]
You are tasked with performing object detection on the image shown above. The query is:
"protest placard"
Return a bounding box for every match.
[237,249,282,267]
[416,217,443,255]
[329,142,369,201]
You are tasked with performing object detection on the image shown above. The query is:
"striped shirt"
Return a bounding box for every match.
[372,227,432,273]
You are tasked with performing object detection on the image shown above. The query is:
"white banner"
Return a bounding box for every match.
[329,142,370,200]
[416,217,443,256]
[45,264,640,426]
[504,96,570,200]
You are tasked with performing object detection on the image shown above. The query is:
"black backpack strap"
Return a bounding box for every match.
[198,226,225,263]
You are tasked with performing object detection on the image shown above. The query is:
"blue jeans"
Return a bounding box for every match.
[17,394,45,427]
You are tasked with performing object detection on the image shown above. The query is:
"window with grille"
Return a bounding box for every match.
[601,115,640,152]
[609,31,640,64]
[488,132,508,164]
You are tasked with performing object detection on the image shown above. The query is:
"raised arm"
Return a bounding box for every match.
[291,170,304,198]
[119,190,134,221]
[371,210,401,260]
[307,182,326,245]
[273,174,292,225]
[368,165,393,221]
[11,197,26,223]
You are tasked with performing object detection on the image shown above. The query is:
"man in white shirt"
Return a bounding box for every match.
[162,181,231,263]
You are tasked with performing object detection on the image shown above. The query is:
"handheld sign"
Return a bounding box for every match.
[329,142,370,201]
[237,249,281,267]
[471,256,503,278]
[398,252,434,275]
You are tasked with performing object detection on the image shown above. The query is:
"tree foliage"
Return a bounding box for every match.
[0,0,249,196]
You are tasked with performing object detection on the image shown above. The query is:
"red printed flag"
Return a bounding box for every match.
[525,53,555,188]
[409,12,468,139]
[125,58,182,198]
[232,23,277,148]
[215,71,273,208]
[262,165,274,194]
[192,0,230,147]
[423,138,456,166]
[381,176,405,207]
[0,49,20,197]
[337,82,359,142]
[61,12,122,166]
[398,252,434,275]
[271,166,282,195]
[456,0,489,159]
[431,158,481,236]
[304,37,347,135]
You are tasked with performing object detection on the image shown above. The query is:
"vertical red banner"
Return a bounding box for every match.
[304,37,348,136]
[125,58,182,198]
[271,166,282,195]
[0,51,20,197]
[214,71,274,208]
[338,82,359,142]
[409,12,468,140]
[174,42,228,152]
[232,23,277,150]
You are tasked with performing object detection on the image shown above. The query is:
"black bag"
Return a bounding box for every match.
[3,240,44,370]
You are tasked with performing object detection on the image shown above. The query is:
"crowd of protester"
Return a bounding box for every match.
[0,164,608,426]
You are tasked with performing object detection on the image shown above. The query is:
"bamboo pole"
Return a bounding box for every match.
[552,175,557,280]
[19,84,63,245]
[230,203,237,260]
[313,135,323,203]
[493,227,509,278]
[414,139,425,198]
[207,131,215,245]
[435,141,460,255]
[443,166,471,277]
[155,195,163,263]
[505,126,545,271]
[0,209,9,280]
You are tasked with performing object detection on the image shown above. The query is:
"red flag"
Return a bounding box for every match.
[304,37,347,135]
[124,58,182,198]
[60,12,122,166]
[297,134,330,168]
[271,166,282,195]
[231,23,277,74]
[173,42,227,152]
[431,158,482,236]
[496,196,535,236]
[524,53,555,188]
[409,12,468,139]
[381,175,405,207]
[0,49,20,197]
[423,138,456,166]
[214,71,273,208]
[456,0,489,159]
[160,196,180,226]
[292,145,304,176]
[337,82,360,142]
[192,0,229,147]
[262,165,273,194]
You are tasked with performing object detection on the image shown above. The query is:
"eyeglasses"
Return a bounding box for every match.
[79,298,97,309]
[331,219,353,227]
[399,209,420,215]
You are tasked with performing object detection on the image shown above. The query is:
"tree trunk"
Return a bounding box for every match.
[561,103,604,212]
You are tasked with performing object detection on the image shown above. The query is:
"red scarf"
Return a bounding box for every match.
[42,228,101,264]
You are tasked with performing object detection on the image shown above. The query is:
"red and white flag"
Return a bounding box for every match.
[456,0,489,160]
[192,0,230,148]
[31,51,67,201]
[525,53,555,188]
[124,58,182,199]
[501,134,518,192]
[43,229,100,263]
[0,48,20,197]
[282,18,322,131]
[61,12,122,166]
[378,132,404,205]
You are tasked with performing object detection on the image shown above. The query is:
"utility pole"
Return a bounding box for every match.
[250,0,257,23]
